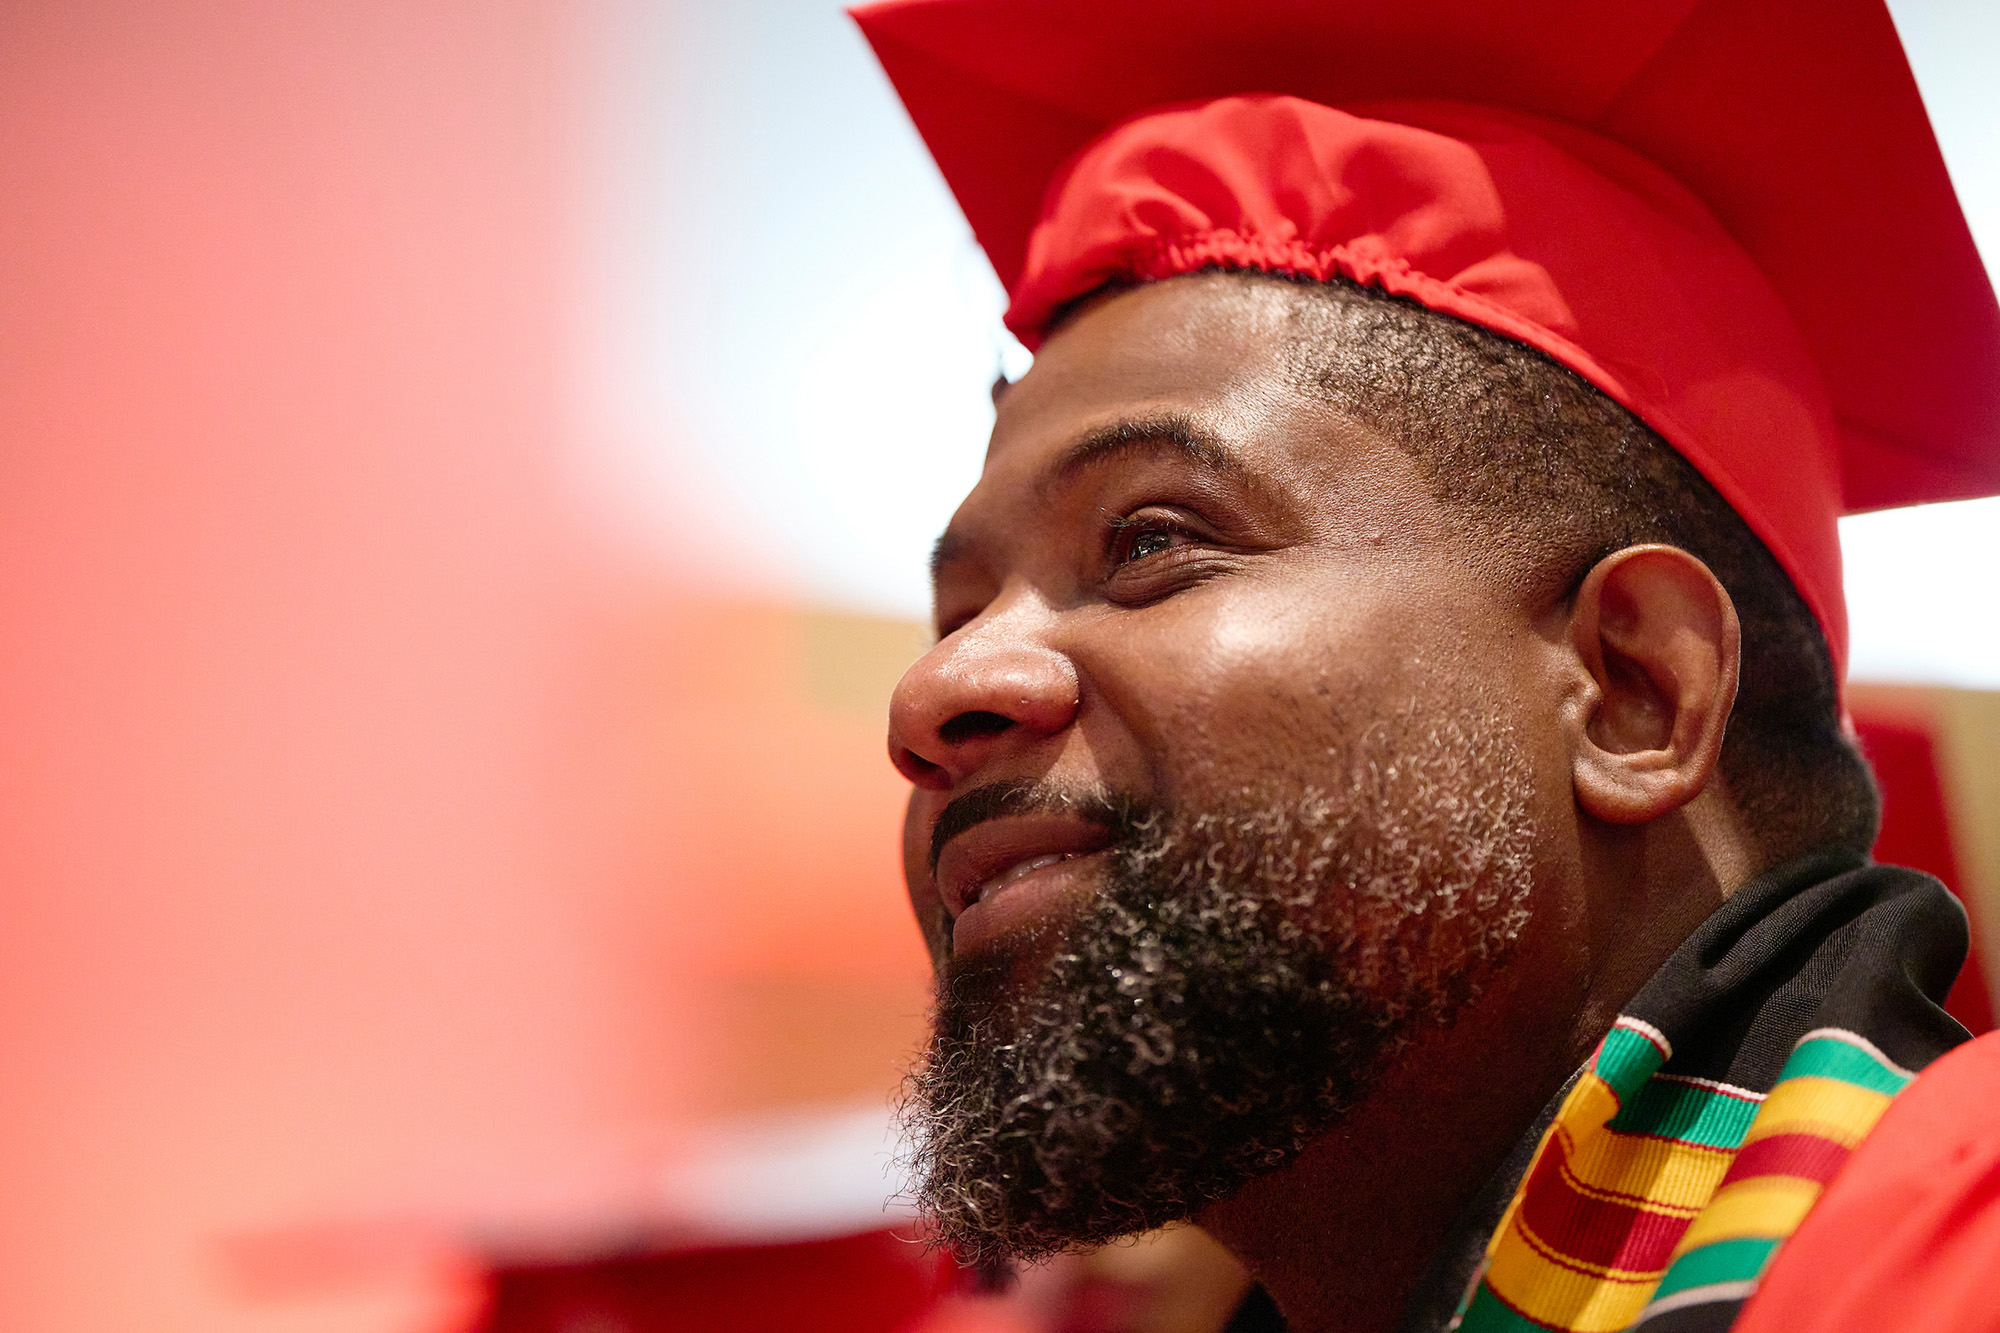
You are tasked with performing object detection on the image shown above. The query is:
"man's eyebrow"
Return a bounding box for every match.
[1041,414,1249,495]
[928,413,1265,588]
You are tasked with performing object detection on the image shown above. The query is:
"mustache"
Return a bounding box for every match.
[928,778,1142,874]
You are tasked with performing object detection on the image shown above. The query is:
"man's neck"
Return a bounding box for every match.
[1193,928,1599,1333]
[1195,820,1745,1333]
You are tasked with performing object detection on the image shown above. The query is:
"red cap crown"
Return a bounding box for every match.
[853,0,2000,679]
[1010,93,1846,666]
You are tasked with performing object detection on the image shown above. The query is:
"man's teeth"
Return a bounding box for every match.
[973,852,1074,904]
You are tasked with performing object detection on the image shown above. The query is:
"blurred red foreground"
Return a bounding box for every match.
[2,5,1995,1332]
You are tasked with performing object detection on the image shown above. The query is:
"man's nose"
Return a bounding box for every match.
[887,594,1080,789]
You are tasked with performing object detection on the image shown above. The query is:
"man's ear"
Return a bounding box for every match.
[1564,544,1740,825]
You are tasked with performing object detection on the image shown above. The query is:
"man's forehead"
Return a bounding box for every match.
[988,276,1305,447]
[964,280,1329,523]
[929,277,1437,586]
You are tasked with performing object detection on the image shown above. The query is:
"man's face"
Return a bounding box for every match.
[887,274,1567,1259]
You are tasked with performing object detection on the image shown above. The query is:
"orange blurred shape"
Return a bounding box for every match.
[1851,691,1995,1032]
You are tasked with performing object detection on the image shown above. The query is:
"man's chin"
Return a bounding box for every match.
[906,851,1396,1266]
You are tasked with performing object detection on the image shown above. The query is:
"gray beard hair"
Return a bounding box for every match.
[898,714,1538,1267]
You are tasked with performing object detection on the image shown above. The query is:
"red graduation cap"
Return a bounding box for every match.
[851,0,2000,678]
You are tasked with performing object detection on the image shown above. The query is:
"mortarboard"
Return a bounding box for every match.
[850,0,2000,678]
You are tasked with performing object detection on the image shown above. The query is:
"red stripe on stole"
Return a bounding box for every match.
[1514,1136,1694,1274]
[1718,1133,1851,1188]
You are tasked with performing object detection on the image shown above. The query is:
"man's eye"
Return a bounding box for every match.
[1125,528,1176,562]
[1112,514,1194,566]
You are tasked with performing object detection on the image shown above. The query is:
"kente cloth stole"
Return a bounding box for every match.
[1457,1017,1912,1332]
[1446,850,1972,1333]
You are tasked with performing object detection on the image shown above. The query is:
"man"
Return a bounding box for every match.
[856,2,2000,1330]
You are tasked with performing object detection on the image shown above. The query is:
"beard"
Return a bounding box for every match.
[898,710,1538,1267]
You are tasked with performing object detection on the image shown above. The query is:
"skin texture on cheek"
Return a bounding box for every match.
[1088,552,1524,807]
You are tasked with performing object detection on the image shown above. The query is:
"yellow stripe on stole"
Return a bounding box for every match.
[1483,1218,1661,1333]
[1737,1075,1891,1149]
[1485,1072,1622,1262]
[1518,1066,1735,1212]
[1559,1126,1734,1213]
[1555,1073,1622,1148]
[1480,1071,1680,1333]
[1671,1175,1823,1254]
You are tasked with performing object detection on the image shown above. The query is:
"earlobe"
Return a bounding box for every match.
[1565,545,1740,825]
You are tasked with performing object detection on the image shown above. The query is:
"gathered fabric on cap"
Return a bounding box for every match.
[1009,93,1848,674]
[853,0,2000,687]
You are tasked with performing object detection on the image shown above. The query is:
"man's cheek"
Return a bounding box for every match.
[1113,596,1385,759]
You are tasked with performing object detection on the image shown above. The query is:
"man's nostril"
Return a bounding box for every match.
[939,710,1014,745]
[890,741,949,786]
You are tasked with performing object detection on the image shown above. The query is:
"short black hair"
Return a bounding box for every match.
[1227,269,1880,862]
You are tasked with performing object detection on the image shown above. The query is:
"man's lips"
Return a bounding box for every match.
[934,814,1114,921]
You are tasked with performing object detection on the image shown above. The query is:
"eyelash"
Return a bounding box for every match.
[1107,512,1198,566]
